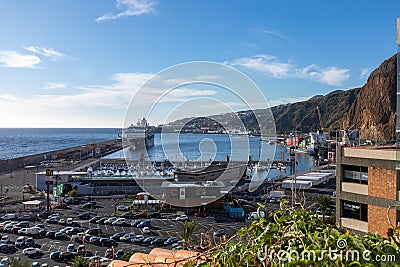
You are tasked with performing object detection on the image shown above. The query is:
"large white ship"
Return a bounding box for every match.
[123,118,154,150]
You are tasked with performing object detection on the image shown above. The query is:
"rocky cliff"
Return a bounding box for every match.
[341,54,397,142]
[271,88,360,133]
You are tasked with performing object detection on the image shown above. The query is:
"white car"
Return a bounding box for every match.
[117,205,130,211]
[142,226,151,234]
[100,257,112,266]
[1,214,15,220]
[1,236,10,244]
[112,218,126,225]
[104,217,118,224]
[22,247,41,257]
[175,215,188,221]
[247,211,265,220]
[66,218,73,225]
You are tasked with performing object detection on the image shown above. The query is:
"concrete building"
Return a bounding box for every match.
[161,181,224,208]
[336,145,400,237]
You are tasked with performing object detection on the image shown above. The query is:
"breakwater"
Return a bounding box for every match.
[0,139,122,174]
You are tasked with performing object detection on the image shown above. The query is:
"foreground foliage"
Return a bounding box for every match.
[187,202,400,267]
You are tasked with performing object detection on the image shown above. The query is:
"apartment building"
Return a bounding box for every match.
[336,145,400,237]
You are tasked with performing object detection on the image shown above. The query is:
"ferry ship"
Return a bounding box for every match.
[123,118,154,150]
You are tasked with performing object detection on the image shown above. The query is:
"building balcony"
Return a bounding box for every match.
[341,182,368,195]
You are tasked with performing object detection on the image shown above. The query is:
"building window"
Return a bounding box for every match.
[196,188,207,196]
[170,190,178,198]
[342,200,368,222]
[343,165,368,185]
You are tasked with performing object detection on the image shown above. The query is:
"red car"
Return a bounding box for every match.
[194,212,208,217]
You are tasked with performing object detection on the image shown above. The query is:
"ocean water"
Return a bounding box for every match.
[105,133,318,178]
[0,128,119,160]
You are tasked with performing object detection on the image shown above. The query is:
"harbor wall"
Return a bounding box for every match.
[0,139,122,174]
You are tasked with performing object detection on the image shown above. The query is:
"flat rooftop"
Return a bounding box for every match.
[342,145,397,161]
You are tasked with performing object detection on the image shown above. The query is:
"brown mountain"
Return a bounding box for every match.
[341,54,397,142]
[271,88,360,133]
[164,55,396,141]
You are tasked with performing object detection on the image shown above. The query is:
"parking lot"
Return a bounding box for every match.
[0,198,250,267]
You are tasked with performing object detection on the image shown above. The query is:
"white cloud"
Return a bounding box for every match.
[249,26,288,40]
[230,54,292,78]
[297,65,350,86]
[0,51,41,68]
[360,68,370,79]
[43,82,67,90]
[229,54,351,86]
[96,0,157,21]
[25,46,67,61]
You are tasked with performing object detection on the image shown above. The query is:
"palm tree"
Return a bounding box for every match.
[180,220,197,249]
[71,256,89,267]
[314,194,332,223]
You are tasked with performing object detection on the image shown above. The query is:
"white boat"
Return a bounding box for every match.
[123,118,155,150]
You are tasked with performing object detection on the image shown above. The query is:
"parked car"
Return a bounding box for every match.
[120,212,134,219]
[120,232,136,242]
[137,220,151,228]
[164,237,180,246]
[0,243,16,253]
[15,236,26,248]
[88,216,102,223]
[85,228,102,236]
[22,247,42,257]
[18,214,34,221]
[95,217,108,224]
[148,212,161,218]
[0,235,10,244]
[82,202,96,209]
[99,238,116,247]
[130,235,144,243]
[141,236,156,246]
[25,237,37,247]
[175,215,188,221]
[112,218,127,226]
[115,249,124,259]
[60,251,78,262]
[54,232,70,240]
[1,214,16,221]
[77,212,91,220]
[16,221,30,228]
[11,226,22,234]
[104,217,118,225]
[50,250,62,261]
[150,237,167,246]
[89,236,101,245]
[110,232,125,241]
[46,230,57,238]
[77,245,86,255]
[66,218,74,225]
[142,226,151,234]
[117,205,130,212]
[213,229,227,237]
[133,212,147,219]
[247,211,265,220]
[45,217,58,224]
[58,218,66,225]
[130,220,142,227]
[194,211,208,217]
[34,224,45,229]
[67,244,75,252]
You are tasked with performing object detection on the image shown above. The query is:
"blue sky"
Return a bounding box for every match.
[0,0,398,127]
